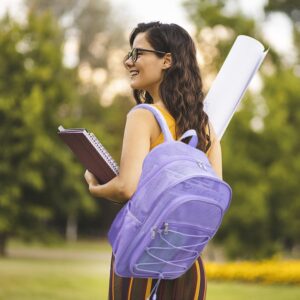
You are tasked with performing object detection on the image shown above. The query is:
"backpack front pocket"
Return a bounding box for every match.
[131,223,211,279]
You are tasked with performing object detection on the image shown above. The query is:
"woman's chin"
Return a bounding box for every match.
[130,80,142,90]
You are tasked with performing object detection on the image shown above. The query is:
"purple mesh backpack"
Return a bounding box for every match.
[108,104,232,298]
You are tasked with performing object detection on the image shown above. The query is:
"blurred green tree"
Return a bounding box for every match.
[263,0,300,256]
[0,12,97,256]
[21,1,133,241]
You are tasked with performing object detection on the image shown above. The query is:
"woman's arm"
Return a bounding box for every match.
[85,108,154,203]
[206,123,223,179]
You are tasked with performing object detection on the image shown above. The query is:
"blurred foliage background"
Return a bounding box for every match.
[0,0,299,264]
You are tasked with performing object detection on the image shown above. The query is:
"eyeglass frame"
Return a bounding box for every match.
[123,47,168,65]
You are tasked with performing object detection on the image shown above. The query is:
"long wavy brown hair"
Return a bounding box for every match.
[129,22,211,153]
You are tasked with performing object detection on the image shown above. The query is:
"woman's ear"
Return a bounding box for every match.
[162,53,172,69]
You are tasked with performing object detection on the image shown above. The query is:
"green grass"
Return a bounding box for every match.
[0,239,110,300]
[0,257,109,300]
[0,240,299,300]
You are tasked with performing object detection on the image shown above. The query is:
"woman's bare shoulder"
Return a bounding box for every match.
[127,106,160,142]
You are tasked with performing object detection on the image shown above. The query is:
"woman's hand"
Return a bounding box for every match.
[84,170,98,186]
[84,170,102,197]
[84,170,129,203]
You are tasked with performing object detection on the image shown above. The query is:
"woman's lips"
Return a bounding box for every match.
[130,70,139,78]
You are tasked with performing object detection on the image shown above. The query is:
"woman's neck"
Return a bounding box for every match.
[147,86,163,105]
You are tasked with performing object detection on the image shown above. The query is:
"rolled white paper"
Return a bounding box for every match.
[204,35,268,139]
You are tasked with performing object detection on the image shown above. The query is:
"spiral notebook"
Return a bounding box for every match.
[58,126,119,184]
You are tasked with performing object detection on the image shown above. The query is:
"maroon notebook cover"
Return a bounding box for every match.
[58,126,119,184]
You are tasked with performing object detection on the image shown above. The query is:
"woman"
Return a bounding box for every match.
[85,21,222,300]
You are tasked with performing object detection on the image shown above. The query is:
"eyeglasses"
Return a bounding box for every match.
[123,47,167,65]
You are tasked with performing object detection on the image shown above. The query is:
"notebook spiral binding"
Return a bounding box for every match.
[87,132,119,175]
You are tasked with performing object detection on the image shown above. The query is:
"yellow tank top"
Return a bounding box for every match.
[149,104,211,152]
[149,104,177,150]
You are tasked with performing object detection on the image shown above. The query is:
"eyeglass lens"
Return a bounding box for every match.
[124,48,138,64]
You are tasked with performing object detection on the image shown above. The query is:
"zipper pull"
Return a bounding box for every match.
[151,226,157,239]
[164,222,169,235]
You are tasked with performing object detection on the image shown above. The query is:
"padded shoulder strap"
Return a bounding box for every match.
[129,104,174,143]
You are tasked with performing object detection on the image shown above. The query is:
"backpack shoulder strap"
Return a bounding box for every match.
[129,103,174,143]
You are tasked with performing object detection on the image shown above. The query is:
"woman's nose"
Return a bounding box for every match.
[124,56,134,69]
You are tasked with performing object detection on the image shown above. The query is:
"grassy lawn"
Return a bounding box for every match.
[0,239,299,300]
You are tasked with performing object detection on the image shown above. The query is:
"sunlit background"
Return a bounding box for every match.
[0,0,299,299]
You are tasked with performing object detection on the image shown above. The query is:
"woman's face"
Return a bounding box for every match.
[124,32,166,93]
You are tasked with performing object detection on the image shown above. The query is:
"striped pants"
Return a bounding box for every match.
[108,254,206,300]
